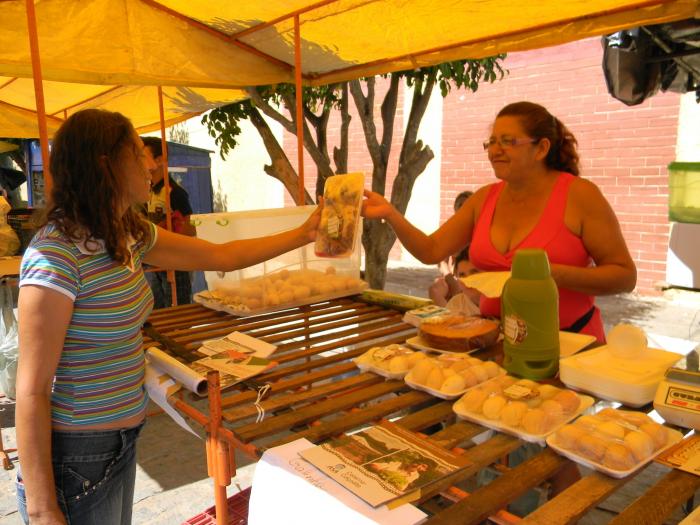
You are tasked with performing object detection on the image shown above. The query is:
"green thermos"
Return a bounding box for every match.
[501,249,560,379]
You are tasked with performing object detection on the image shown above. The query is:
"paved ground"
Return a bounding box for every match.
[0,264,698,524]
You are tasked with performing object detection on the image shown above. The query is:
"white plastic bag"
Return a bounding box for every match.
[0,197,19,256]
[0,284,18,399]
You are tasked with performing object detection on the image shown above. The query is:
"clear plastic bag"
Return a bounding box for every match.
[314,173,364,258]
[0,284,18,399]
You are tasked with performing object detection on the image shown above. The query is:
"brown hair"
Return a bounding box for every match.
[497,101,580,176]
[454,190,473,212]
[45,109,152,264]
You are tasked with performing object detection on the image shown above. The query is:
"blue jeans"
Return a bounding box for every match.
[17,423,144,525]
[146,270,192,309]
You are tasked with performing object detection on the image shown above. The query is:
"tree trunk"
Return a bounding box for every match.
[362,219,396,289]
[358,75,436,290]
[248,107,314,205]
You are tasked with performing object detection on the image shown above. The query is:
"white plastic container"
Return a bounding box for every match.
[559,345,680,407]
[191,206,365,315]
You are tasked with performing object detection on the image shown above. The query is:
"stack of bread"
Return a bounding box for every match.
[547,408,676,474]
[454,376,584,438]
[201,267,365,313]
[405,354,504,398]
[354,344,426,379]
[419,314,500,352]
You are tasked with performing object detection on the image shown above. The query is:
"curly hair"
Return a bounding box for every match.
[44,109,152,265]
[497,101,580,176]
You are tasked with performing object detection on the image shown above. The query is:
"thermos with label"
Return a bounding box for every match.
[501,249,560,379]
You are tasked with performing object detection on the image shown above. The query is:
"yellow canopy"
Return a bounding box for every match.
[0,78,247,138]
[0,0,697,137]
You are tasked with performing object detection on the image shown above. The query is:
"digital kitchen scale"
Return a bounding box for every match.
[654,347,700,430]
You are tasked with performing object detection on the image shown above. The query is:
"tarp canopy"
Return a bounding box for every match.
[0,0,698,137]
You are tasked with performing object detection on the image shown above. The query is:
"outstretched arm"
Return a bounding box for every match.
[144,204,322,272]
[362,189,485,264]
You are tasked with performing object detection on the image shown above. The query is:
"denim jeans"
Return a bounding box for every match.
[146,270,192,309]
[17,423,144,525]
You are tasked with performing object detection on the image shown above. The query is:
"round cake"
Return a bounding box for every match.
[419,314,500,352]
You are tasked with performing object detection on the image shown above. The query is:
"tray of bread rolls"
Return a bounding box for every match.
[546,407,683,478]
[194,266,367,317]
[453,375,594,444]
[404,354,506,400]
[353,344,427,380]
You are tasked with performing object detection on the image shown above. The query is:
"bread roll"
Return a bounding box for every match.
[459,388,488,413]
[407,352,427,367]
[482,361,502,378]
[521,408,547,434]
[538,384,560,400]
[441,375,467,394]
[482,395,508,420]
[639,422,668,450]
[577,434,606,461]
[552,390,580,415]
[426,367,445,390]
[459,369,479,388]
[597,421,626,441]
[470,364,490,383]
[500,401,528,427]
[555,424,586,449]
[389,356,409,374]
[411,359,435,384]
[603,442,636,470]
[540,399,564,426]
[624,430,655,461]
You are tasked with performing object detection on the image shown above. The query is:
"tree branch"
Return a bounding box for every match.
[246,87,295,134]
[333,83,350,174]
[349,78,383,170]
[248,106,314,205]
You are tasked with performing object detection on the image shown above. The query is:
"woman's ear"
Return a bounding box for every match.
[534,137,551,162]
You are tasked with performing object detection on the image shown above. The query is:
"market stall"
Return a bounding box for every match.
[142,297,699,525]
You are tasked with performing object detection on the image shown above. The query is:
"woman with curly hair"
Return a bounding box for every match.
[15,109,320,525]
[363,101,636,342]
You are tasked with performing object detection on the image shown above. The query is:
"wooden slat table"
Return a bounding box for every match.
[144,298,700,525]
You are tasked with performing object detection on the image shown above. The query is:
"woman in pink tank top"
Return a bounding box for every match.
[362,101,636,343]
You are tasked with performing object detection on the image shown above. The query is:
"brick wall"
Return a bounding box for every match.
[282,37,680,295]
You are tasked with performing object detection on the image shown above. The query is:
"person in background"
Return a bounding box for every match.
[363,101,636,342]
[15,109,321,525]
[142,136,195,308]
[441,247,481,315]
[429,190,474,306]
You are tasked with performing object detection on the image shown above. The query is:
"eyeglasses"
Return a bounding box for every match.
[482,136,538,151]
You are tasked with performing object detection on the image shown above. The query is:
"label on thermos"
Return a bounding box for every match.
[504,314,527,345]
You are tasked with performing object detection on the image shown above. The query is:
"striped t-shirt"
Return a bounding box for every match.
[20,222,156,426]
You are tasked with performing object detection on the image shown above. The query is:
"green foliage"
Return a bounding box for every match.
[202,55,507,160]
[399,55,507,97]
[202,54,506,158]
[202,83,345,159]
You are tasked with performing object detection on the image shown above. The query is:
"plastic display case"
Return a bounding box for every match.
[191,206,366,316]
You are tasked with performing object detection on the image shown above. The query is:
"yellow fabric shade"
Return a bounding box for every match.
[0,0,696,137]
[0,77,247,138]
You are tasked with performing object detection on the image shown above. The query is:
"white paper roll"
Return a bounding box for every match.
[145,347,207,395]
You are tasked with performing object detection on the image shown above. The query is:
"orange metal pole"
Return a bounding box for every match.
[206,371,230,525]
[294,14,305,205]
[157,86,178,306]
[24,0,52,200]
[231,0,340,39]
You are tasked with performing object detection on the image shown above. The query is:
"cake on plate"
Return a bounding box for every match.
[419,314,500,352]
